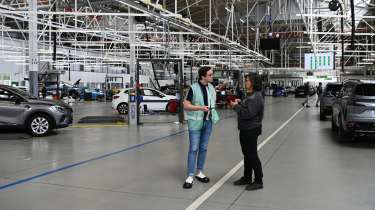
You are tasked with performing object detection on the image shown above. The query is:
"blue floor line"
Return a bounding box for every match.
[0,130,186,191]
[0,112,239,191]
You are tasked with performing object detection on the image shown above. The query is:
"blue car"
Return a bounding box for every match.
[272,86,288,97]
[83,88,105,101]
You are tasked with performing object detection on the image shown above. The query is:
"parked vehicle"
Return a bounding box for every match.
[294,85,315,97]
[331,80,375,141]
[0,84,73,136]
[83,88,105,101]
[285,86,296,94]
[272,86,288,97]
[112,88,177,115]
[319,82,343,120]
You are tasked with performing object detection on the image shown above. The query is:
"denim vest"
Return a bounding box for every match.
[186,83,220,130]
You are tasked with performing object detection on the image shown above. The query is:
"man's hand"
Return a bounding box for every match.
[200,106,210,112]
[235,99,241,103]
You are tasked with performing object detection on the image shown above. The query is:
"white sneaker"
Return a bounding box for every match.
[185,176,194,184]
[196,171,206,179]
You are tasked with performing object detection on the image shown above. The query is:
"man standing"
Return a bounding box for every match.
[41,84,47,99]
[316,82,323,107]
[302,82,310,108]
[183,66,220,189]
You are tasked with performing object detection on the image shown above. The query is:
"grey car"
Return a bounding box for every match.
[331,80,375,141]
[0,85,73,137]
[320,82,342,120]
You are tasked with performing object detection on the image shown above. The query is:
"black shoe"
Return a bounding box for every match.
[195,176,210,183]
[245,182,263,191]
[306,105,311,108]
[233,177,251,186]
[183,181,193,189]
[301,103,305,106]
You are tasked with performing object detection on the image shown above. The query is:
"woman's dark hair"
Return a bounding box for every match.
[198,66,212,80]
[245,74,262,91]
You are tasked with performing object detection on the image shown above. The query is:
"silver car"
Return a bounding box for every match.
[332,80,375,141]
[0,85,73,137]
[320,83,342,120]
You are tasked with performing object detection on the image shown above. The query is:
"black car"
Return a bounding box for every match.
[294,85,315,97]
[0,85,73,136]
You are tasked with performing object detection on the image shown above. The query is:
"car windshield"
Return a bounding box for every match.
[326,84,342,95]
[8,86,33,98]
[355,84,375,96]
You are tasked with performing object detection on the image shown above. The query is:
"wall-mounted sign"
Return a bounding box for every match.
[304,52,334,70]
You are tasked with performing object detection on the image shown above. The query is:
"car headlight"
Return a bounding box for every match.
[49,105,64,112]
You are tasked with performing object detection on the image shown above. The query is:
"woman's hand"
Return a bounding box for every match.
[230,100,238,107]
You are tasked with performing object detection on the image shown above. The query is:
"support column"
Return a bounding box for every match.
[179,34,185,123]
[28,0,38,97]
[128,15,137,126]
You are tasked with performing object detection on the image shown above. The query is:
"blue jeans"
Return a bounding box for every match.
[187,120,213,176]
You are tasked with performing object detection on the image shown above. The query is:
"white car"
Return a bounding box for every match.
[112,88,177,115]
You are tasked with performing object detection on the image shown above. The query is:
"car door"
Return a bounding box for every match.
[152,90,169,111]
[341,83,355,120]
[0,88,27,126]
[141,89,164,111]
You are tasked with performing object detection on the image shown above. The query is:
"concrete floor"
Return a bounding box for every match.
[0,97,375,210]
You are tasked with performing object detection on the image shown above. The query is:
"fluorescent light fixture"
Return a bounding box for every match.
[357,62,373,65]
[130,43,162,47]
[239,18,245,23]
[0,55,28,58]
[296,46,312,49]
[4,59,27,62]
[225,7,231,12]
[170,51,194,55]
[200,64,216,67]
[362,58,375,61]
[71,43,104,47]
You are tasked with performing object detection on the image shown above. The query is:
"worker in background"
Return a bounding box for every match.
[230,74,265,191]
[41,84,47,99]
[302,82,310,108]
[182,66,220,189]
[316,82,323,107]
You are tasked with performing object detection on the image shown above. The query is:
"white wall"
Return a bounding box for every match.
[60,71,149,87]
[0,58,25,85]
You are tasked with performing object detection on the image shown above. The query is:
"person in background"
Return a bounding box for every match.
[182,66,220,189]
[302,82,310,108]
[41,84,47,99]
[230,74,265,191]
[316,82,323,107]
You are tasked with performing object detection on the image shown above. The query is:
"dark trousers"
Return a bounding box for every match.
[240,129,263,184]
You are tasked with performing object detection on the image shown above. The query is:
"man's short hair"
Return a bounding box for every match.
[198,66,212,80]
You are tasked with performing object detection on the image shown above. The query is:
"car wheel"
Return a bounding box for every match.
[117,103,128,115]
[331,116,338,132]
[27,114,52,137]
[338,115,351,142]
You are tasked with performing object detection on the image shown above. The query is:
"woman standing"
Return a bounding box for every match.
[230,75,264,191]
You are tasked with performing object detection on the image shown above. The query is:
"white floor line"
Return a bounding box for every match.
[185,107,304,210]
